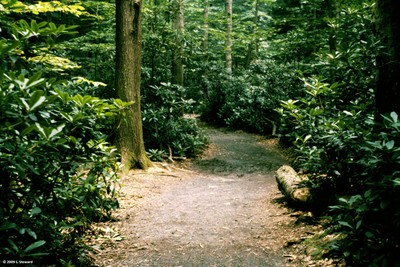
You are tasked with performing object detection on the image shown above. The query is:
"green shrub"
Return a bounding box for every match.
[276,2,376,193]
[0,71,124,265]
[275,4,399,264]
[277,76,375,198]
[327,112,400,267]
[200,60,302,134]
[0,9,125,265]
[142,83,209,159]
[63,1,117,99]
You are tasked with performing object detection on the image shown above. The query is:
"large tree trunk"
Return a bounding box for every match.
[375,0,400,118]
[115,0,152,171]
[171,0,184,86]
[225,0,232,74]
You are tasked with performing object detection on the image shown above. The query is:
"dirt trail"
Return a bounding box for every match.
[90,125,323,267]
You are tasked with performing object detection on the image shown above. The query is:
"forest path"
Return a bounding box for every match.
[91,125,323,267]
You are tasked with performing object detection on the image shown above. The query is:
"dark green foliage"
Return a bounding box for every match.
[277,76,374,181]
[63,1,116,98]
[276,1,400,264]
[142,83,209,159]
[277,1,376,192]
[327,113,400,267]
[3,0,398,265]
[201,61,302,134]
[0,75,123,265]
[141,0,182,87]
[0,4,125,265]
[267,0,332,64]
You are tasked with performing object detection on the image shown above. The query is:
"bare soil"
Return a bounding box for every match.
[88,125,334,267]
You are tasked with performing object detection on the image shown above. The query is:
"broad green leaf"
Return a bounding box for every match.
[19,98,30,111]
[7,239,19,253]
[26,228,37,240]
[30,20,38,32]
[73,94,84,106]
[343,110,353,116]
[338,221,353,229]
[48,124,65,139]
[56,24,66,35]
[60,112,74,123]
[30,207,42,216]
[19,19,30,30]
[0,222,17,231]
[390,112,398,123]
[303,134,312,143]
[69,136,77,145]
[24,240,46,253]
[386,140,395,150]
[365,231,374,238]
[35,122,48,139]
[28,90,46,111]
[49,22,57,31]
[28,113,38,121]
[26,72,45,89]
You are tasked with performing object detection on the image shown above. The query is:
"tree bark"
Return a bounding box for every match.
[225,0,232,74]
[171,0,184,86]
[116,0,152,171]
[276,165,311,204]
[375,0,400,118]
[203,0,209,52]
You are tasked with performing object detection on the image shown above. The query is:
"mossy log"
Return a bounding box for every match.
[275,165,311,204]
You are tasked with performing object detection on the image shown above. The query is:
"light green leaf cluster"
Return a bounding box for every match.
[1,0,89,16]
[28,54,81,71]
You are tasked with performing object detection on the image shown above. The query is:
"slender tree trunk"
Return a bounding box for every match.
[225,0,232,74]
[150,0,159,85]
[202,0,210,100]
[171,0,184,86]
[375,0,400,118]
[245,0,259,68]
[203,0,209,52]
[115,0,152,171]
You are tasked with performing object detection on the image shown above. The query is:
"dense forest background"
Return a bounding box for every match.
[1,0,399,266]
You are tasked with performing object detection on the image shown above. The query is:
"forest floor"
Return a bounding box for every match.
[87,123,339,267]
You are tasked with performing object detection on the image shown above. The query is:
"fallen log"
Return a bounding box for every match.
[275,165,312,204]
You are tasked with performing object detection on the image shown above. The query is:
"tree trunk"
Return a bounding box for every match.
[202,0,210,100]
[115,0,152,171]
[225,0,232,74]
[375,0,400,118]
[171,0,184,86]
[276,165,311,204]
[203,0,209,52]
[244,0,259,69]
